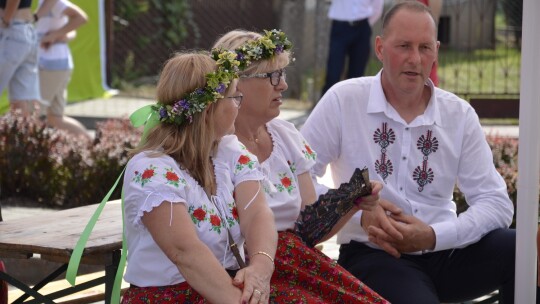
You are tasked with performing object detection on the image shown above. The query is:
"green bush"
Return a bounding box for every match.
[0,113,141,208]
[0,113,532,220]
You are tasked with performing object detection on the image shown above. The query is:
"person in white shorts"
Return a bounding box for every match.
[36,0,89,139]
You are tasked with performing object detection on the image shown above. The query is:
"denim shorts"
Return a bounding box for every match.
[0,21,40,102]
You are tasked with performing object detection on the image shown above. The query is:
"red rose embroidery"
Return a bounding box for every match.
[305,144,313,154]
[281,177,292,188]
[210,214,221,227]
[232,207,239,220]
[165,171,179,181]
[238,155,250,164]
[193,208,206,221]
[142,169,155,179]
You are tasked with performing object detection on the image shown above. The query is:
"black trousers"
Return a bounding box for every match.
[338,228,522,304]
[321,18,371,96]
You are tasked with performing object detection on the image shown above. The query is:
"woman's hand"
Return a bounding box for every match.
[234,180,277,303]
[232,259,274,304]
[361,199,404,258]
[354,180,383,211]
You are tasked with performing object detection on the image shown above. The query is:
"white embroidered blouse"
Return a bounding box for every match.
[259,119,317,231]
[122,135,264,287]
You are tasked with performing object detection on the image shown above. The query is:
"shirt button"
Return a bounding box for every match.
[400,187,403,191]
[405,127,410,131]
[402,156,406,160]
[414,209,418,213]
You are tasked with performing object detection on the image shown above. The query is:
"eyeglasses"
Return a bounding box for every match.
[225,95,243,108]
[240,69,286,86]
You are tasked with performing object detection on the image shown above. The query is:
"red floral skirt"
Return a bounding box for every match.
[270,231,388,303]
[121,231,389,303]
[121,283,205,304]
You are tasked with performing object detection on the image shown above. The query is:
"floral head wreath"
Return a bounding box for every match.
[152,49,240,126]
[131,29,292,132]
[230,29,293,71]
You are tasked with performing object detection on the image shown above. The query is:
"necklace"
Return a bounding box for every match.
[238,128,262,144]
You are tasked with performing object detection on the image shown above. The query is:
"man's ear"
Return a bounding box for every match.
[375,36,384,62]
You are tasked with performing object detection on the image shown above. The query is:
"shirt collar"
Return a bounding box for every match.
[367,70,443,127]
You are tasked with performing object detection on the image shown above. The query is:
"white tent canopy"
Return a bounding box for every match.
[515,0,540,302]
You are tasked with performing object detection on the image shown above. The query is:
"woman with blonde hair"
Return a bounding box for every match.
[212,29,390,303]
[121,50,277,304]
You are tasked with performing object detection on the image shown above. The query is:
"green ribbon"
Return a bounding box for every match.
[130,104,160,145]
[65,170,125,297]
[65,104,159,303]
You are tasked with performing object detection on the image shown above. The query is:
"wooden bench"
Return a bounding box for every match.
[0,201,123,303]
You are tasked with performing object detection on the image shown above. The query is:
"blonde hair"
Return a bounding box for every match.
[130,52,232,193]
[212,29,291,74]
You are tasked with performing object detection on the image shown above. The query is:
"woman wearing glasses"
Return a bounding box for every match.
[213,30,388,303]
[121,51,278,304]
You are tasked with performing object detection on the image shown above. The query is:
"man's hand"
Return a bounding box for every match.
[367,203,436,257]
[360,199,404,257]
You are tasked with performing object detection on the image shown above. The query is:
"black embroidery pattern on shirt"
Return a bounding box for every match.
[412,130,438,192]
[373,122,395,181]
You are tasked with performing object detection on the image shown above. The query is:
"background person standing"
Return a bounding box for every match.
[36,0,90,139]
[0,0,40,116]
[321,0,384,97]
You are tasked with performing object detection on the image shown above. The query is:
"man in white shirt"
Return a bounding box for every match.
[321,0,384,96]
[302,2,518,303]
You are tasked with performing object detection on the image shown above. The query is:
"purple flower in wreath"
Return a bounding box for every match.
[275,45,284,53]
[172,100,185,114]
[159,107,168,119]
[216,83,226,94]
[195,88,205,95]
[180,99,190,110]
[236,52,245,61]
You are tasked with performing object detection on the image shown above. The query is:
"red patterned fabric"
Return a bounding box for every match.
[270,231,389,303]
[121,282,205,303]
[0,261,7,304]
[121,232,388,303]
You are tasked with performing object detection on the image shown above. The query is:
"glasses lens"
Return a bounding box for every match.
[229,95,242,107]
[270,70,284,86]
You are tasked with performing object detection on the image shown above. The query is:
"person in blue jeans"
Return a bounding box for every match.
[0,0,56,116]
[321,0,383,97]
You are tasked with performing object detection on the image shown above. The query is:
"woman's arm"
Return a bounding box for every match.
[235,180,277,304]
[143,201,242,304]
[34,0,57,20]
[298,171,318,210]
[1,0,21,25]
[40,2,87,47]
